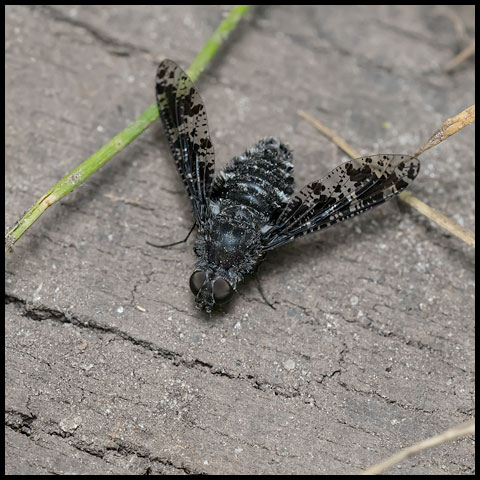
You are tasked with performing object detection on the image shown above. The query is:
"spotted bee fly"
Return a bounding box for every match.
[151,59,420,312]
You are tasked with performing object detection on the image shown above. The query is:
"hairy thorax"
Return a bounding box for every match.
[194,204,264,285]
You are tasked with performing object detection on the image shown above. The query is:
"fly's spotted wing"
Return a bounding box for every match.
[156,59,215,224]
[261,154,420,251]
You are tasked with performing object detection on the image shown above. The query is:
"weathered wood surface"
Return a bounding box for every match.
[5,5,474,475]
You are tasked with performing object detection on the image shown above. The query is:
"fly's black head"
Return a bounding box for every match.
[190,211,261,312]
[189,269,235,313]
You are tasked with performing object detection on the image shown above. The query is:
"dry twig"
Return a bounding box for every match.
[443,41,475,73]
[361,419,475,475]
[413,105,475,157]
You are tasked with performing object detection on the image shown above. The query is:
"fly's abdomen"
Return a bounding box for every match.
[212,138,295,221]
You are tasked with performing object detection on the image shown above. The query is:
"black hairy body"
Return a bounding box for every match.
[192,139,294,310]
[153,59,420,312]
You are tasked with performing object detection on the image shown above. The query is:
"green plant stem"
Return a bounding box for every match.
[5,5,252,254]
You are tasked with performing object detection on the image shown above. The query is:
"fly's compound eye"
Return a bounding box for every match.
[189,270,206,295]
[212,278,234,304]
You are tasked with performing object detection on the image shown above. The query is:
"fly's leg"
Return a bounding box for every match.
[146,222,196,248]
[254,261,276,310]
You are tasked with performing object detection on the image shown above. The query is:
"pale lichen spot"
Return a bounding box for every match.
[67,172,82,185]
